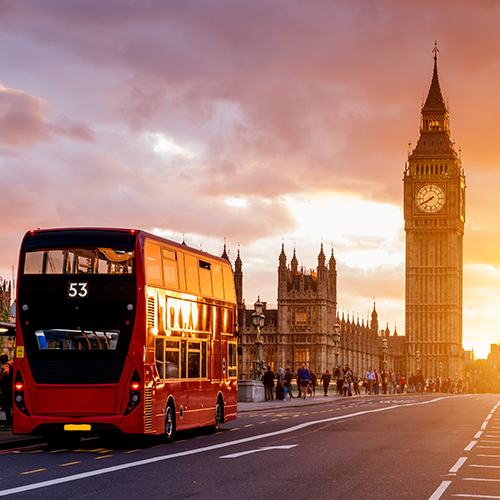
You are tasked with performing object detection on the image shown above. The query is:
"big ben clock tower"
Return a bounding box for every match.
[404,43,466,380]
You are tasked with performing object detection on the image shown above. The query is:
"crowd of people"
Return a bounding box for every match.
[261,363,467,400]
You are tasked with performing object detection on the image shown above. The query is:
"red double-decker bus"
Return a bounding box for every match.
[13,228,238,442]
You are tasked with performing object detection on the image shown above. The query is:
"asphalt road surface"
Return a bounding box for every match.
[0,394,499,499]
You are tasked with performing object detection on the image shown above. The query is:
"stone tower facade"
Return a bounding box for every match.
[234,244,390,379]
[403,45,466,379]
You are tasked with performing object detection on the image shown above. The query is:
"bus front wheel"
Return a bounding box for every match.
[165,402,175,443]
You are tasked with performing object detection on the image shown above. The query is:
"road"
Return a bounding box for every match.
[0,394,499,499]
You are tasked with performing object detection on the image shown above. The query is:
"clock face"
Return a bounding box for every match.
[416,184,445,214]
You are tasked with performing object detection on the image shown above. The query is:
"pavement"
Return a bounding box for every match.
[0,390,398,450]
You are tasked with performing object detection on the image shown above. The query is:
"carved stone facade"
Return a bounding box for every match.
[403,46,465,379]
[229,244,405,379]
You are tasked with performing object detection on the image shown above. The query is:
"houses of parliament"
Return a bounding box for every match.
[228,45,465,381]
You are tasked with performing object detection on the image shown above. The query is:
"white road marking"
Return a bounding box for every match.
[220,444,298,458]
[475,431,483,438]
[450,457,467,473]
[465,441,478,451]
[429,480,451,500]
[0,397,459,498]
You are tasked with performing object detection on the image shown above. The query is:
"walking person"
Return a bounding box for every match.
[0,353,13,430]
[276,368,285,400]
[284,367,293,401]
[353,372,361,395]
[262,366,275,401]
[343,365,353,397]
[310,372,317,396]
[298,364,312,400]
[373,369,380,395]
[320,369,331,396]
[366,367,375,395]
[335,366,344,396]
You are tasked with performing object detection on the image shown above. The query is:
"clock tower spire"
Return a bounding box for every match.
[403,44,466,380]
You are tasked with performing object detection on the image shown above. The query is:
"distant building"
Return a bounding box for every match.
[403,44,465,379]
[0,278,12,321]
[228,244,405,379]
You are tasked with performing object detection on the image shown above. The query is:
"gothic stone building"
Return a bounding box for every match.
[231,244,404,379]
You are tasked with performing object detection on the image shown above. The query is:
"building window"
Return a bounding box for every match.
[296,309,307,327]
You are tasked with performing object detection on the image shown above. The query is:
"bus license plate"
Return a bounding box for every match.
[64,424,91,432]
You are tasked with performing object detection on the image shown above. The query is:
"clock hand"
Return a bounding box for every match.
[423,195,435,204]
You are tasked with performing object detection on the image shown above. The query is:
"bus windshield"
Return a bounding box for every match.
[35,328,120,351]
[23,247,134,275]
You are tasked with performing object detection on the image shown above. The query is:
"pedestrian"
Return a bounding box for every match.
[0,353,13,430]
[276,368,285,400]
[343,365,353,397]
[414,370,425,395]
[353,373,361,395]
[284,367,293,401]
[298,363,312,400]
[320,369,331,396]
[262,366,275,401]
[310,372,317,396]
[335,366,344,396]
[366,367,375,395]
[373,369,380,395]
[380,369,388,394]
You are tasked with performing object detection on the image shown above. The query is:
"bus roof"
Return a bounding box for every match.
[22,227,232,268]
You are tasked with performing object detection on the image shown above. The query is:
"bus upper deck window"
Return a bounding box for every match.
[162,249,178,289]
[145,241,162,285]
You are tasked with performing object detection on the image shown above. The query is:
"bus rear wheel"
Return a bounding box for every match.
[165,402,175,443]
[213,398,223,433]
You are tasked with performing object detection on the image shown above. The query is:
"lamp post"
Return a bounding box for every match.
[416,350,421,372]
[251,297,265,380]
[332,323,341,373]
[382,338,388,373]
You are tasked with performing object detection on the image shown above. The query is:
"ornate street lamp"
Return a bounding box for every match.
[382,337,388,373]
[251,297,265,380]
[332,323,341,373]
[416,350,421,372]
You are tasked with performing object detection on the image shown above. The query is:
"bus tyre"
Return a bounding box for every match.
[213,398,223,433]
[165,402,175,443]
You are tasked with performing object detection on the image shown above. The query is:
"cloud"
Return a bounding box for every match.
[0,84,51,147]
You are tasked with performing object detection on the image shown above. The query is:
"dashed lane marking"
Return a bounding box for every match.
[20,470,46,476]
[58,462,81,467]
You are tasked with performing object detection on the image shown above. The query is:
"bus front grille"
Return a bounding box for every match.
[144,387,153,432]
[29,360,124,384]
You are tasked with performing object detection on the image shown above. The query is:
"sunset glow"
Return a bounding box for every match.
[1,1,499,359]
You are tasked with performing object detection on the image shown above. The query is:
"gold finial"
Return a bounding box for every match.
[433,41,439,61]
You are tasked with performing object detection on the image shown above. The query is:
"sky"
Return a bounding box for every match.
[0,0,499,359]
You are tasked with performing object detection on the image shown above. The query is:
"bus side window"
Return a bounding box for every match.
[180,340,187,378]
[177,252,186,290]
[228,342,237,378]
[202,341,207,378]
[212,264,224,299]
[155,338,165,379]
[222,265,236,301]
[185,255,199,294]
[188,342,201,378]
[162,248,178,289]
[145,241,162,286]
[165,340,180,379]
[199,260,212,296]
